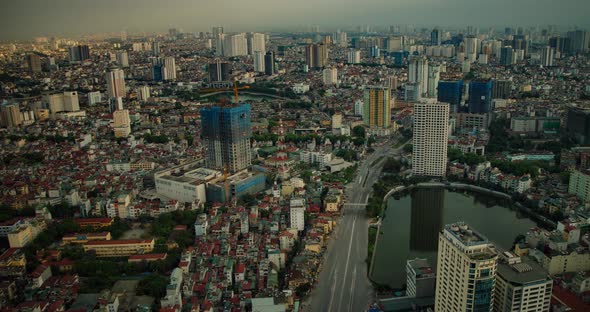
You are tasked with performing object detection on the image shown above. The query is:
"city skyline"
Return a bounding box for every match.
[1,0,590,40]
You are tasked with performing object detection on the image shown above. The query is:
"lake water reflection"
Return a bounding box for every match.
[370,187,538,289]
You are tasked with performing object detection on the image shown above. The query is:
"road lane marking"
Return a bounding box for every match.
[327,266,339,312]
[348,266,357,312]
[337,215,357,312]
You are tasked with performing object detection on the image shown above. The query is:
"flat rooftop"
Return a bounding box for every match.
[408,258,435,278]
[444,222,488,246]
[497,257,550,285]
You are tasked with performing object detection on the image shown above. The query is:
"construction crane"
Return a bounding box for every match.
[200,80,251,104]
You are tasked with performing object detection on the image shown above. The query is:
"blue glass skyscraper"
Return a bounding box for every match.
[392,51,409,66]
[201,103,252,173]
[437,80,463,113]
[468,80,492,114]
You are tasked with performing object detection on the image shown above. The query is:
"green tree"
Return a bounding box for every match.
[352,126,366,138]
[137,275,169,299]
[403,144,413,153]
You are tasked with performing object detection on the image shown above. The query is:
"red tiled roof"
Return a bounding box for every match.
[552,285,590,311]
[128,253,167,261]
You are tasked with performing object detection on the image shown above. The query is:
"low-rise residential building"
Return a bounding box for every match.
[62,232,112,244]
[74,218,114,229]
[83,239,155,257]
[0,248,26,277]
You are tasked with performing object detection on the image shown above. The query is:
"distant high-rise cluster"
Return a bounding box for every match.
[431,28,441,46]
[68,45,90,62]
[347,49,361,64]
[209,60,231,82]
[217,33,248,57]
[305,43,328,69]
[248,32,266,55]
[151,57,176,81]
[26,54,42,73]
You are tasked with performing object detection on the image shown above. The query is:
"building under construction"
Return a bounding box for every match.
[200,103,252,173]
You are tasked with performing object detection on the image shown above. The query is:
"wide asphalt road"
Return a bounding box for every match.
[305,137,406,312]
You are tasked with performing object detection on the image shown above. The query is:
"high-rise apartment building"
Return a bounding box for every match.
[408,56,429,98]
[116,51,129,67]
[363,87,391,129]
[212,26,224,38]
[289,198,306,232]
[305,44,328,69]
[568,169,590,201]
[88,91,102,105]
[0,102,22,128]
[464,35,479,58]
[322,67,337,85]
[347,50,361,64]
[431,28,441,46]
[336,31,347,47]
[370,46,380,58]
[540,46,554,67]
[500,46,515,65]
[468,80,493,114]
[434,223,498,312]
[549,36,571,55]
[26,54,42,73]
[68,45,90,62]
[209,60,231,82]
[152,42,161,56]
[137,86,151,102]
[493,254,552,312]
[248,33,266,55]
[253,51,265,73]
[200,103,252,173]
[44,91,80,114]
[222,33,248,57]
[438,80,463,113]
[566,30,589,53]
[152,57,176,81]
[566,106,590,145]
[105,68,126,99]
[113,107,131,138]
[264,51,275,76]
[412,101,449,177]
[427,64,440,98]
[491,80,511,99]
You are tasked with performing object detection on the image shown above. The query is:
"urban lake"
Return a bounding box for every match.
[370,187,539,289]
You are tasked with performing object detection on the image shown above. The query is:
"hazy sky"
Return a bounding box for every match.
[1,0,589,40]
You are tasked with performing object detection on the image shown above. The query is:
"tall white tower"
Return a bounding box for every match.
[253,51,265,73]
[412,101,449,177]
[106,68,126,99]
[408,56,429,97]
[540,46,554,67]
[435,223,498,312]
[249,33,266,55]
